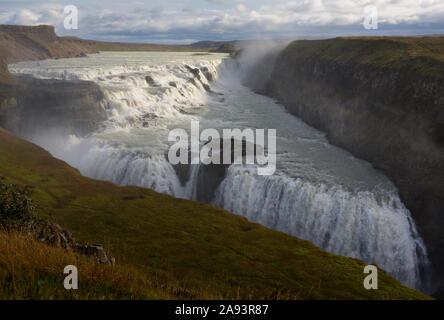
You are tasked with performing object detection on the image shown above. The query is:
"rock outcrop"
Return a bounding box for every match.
[172,139,261,203]
[29,220,114,265]
[242,37,444,292]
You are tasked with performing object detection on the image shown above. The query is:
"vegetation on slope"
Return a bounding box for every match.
[284,36,444,79]
[0,179,177,300]
[0,128,431,300]
[0,230,183,300]
[0,177,35,228]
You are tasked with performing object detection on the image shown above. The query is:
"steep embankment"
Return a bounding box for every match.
[247,37,444,291]
[0,127,431,299]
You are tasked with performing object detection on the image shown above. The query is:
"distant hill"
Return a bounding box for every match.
[190,40,239,49]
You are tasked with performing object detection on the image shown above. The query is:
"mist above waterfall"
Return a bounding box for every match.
[235,40,292,92]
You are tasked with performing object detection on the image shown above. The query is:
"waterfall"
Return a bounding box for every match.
[9,52,431,291]
[213,166,429,290]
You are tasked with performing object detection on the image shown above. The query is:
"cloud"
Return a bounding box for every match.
[8,9,41,25]
[206,0,243,4]
[1,1,444,42]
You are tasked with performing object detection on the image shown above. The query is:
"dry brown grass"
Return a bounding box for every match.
[0,230,200,300]
[0,230,302,300]
[0,128,432,300]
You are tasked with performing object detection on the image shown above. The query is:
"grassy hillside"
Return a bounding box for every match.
[284,36,444,79]
[0,128,431,300]
[0,231,181,300]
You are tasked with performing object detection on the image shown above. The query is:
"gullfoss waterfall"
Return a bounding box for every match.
[9,52,431,291]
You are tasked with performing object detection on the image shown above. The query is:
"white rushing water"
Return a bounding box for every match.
[9,52,430,290]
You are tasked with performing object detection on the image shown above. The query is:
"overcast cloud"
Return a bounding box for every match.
[0,0,443,43]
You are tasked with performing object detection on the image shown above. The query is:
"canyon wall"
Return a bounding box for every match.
[243,37,444,291]
[0,76,106,138]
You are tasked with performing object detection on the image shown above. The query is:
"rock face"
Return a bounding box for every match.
[33,220,76,250]
[145,75,160,87]
[172,139,260,203]
[0,75,107,137]
[242,37,444,292]
[186,64,216,94]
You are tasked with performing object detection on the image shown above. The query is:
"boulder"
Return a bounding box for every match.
[75,244,111,265]
[200,67,215,82]
[145,75,160,87]
[27,219,114,265]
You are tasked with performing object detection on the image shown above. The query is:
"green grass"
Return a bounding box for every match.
[284,37,444,78]
[0,230,185,300]
[0,128,432,300]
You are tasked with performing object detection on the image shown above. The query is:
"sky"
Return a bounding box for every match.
[0,0,444,44]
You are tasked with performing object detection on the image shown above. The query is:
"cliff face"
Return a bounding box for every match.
[0,25,106,137]
[1,76,106,137]
[244,37,444,290]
